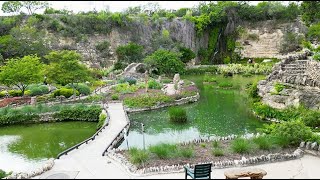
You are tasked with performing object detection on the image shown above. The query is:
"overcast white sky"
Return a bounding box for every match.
[0,1,292,15]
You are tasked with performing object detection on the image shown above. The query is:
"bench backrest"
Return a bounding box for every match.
[194,163,212,178]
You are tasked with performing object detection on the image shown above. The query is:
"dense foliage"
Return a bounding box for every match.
[144,49,185,75]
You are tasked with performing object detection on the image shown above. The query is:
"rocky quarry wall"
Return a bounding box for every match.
[237,19,307,59]
[258,50,320,110]
[47,18,306,68]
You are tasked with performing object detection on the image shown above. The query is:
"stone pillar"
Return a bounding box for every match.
[30,97,37,106]
[144,71,149,93]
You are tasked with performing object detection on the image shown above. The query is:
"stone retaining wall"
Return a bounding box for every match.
[106,133,305,176]
[4,158,55,179]
[125,93,200,113]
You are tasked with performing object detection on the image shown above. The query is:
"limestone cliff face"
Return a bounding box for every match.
[48,17,208,68]
[236,19,307,59]
[46,18,306,68]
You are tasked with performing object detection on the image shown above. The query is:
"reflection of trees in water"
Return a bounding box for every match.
[129,75,266,138]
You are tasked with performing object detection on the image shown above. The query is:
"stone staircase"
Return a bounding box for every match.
[278,60,320,88]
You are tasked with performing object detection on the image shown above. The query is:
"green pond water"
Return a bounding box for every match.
[119,74,267,149]
[0,74,266,169]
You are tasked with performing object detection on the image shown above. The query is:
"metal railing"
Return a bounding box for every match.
[56,108,111,159]
[102,104,130,156]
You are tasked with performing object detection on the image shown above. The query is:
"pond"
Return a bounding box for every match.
[0,121,96,173]
[118,75,266,150]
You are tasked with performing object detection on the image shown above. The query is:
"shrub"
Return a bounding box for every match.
[0,169,8,179]
[53,105,101,122]
[119,77,137,85]
[212,148,224,156]
[0,113,39,126]
[149,143,177,159]
[248,82,260,100]
[95,40,110,52]
[262,120,313,146]
[231,138,253,154]
[203,75,217,83]
[200,143,207,148]
[178,46,196,63]
[212,141,220,148]
[177,147,194,158]
[307,23,320,42]
[184,66,218,75]
[111,94,119,100]
[96,113,107,130]
[168,107,188,123]
[128,147,149,166]
[116,42,144,65]
[301,111,320,128]
[26,84,50,96]
[148,79,162,89]
[114,83,139,94]
[217,82,233,88]
[124,93,174,108]
[0,91,6,98]
[274,82,286,93]
[252,136,273,150]
[313,52,320,61]
[8,90,23,97]
[67,83,91,95]
[53,88,79,98]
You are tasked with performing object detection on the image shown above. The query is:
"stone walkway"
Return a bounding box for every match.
[33,102,320,179]
[34,102,128,179]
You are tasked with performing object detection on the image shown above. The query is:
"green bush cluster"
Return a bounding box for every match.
[217,63,273,75]
[168,107,188,123]
[184,66,218,75]
[203,75,217,83]
[119,77,137,85]
[8,90,23,97]
[26,84,49,96]
[272,82,287,94]
[96,113,107,130]
[253,102,320,129]
[113,83,139,94]
[111,94,119,100]
[66,83,91,95]
[231,138,253,154]
[259,120,314,146]
[53,88,80,98]
[0,113,39,126]
[124,93,174,108]
[217,82,233,88]
[128,147,150,166]
[148,79,162,89]
[53,105,101,122]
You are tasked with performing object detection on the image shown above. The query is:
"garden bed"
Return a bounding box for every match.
[117,138,297,170]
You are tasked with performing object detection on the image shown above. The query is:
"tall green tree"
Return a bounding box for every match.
[44,51,92,93]
[144,49,185,75]
[1,1,22,14]
[300,1,320,26]
[1,1,49,15]
[0,26,49,60]
[0,55,44,95]
[115,42,144,69]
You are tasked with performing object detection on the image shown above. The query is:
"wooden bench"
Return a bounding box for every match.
[224,168,267,179]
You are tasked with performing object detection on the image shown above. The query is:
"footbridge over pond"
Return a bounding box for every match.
[35,102,131,179]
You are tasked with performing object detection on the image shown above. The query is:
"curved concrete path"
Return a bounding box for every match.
[35,102,129,179]
[33,102,320,179]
